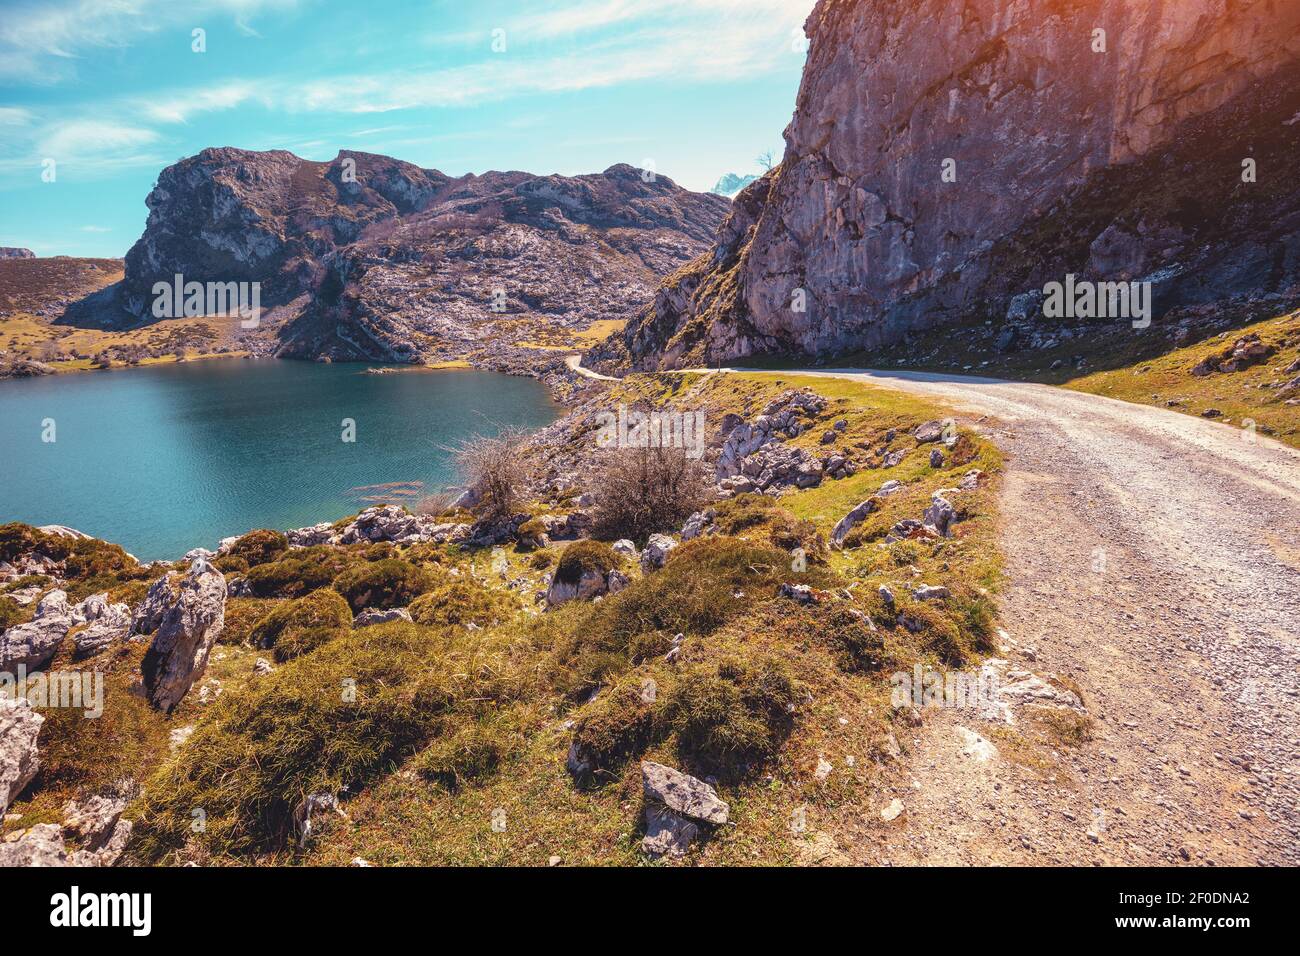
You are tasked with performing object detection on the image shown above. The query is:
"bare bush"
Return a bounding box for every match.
[590,446,712,542]
[449,427,532,522]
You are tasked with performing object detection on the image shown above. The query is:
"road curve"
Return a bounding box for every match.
[568,351,1299,862]
[780,367,1300,865]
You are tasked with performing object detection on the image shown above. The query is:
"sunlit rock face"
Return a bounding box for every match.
[609,0,1300,369]
[93,148,729,364]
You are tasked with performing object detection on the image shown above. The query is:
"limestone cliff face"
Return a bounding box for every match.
[91,148,728,363]
[611,0,1300,369]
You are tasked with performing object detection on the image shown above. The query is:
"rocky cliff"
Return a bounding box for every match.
[69,149,728,364]
[605,0,1300,370]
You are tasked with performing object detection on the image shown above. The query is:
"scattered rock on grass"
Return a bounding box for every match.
[641,761,729,824]
[640,534,677,573]
[830,497,879,548]
[353,607,413,628]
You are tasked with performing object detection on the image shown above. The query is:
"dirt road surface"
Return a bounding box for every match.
[778,368,1300,866]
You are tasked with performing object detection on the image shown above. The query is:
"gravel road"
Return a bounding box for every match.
[792,368,1300,865]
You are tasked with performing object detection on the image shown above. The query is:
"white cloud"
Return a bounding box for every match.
[0,0,300,82]
[139,82,261,124]
[0,107,35,125]
[38,119,159,159]
[80,225,112,232]
[281,10,809,114]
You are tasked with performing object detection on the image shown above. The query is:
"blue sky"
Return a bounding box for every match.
[0,0,816,258]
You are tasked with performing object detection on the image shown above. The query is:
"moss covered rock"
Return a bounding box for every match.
[408,579,518,629]
[249,589,352,662]
[224,529,288,567]
[332,559,436,612]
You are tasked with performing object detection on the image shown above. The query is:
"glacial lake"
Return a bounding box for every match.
[0,359,561,561]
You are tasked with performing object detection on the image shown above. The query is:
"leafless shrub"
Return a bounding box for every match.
[449,427,533,522]
[590,446,712,542]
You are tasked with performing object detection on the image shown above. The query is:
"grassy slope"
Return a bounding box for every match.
[1064,311,1300,447]
[6,371,1026,866]
[289,372,1009,867]
[0,257,251,372]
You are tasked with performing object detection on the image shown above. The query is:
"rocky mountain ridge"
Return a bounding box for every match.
[602,0,1300,370]
[64,149,729,367]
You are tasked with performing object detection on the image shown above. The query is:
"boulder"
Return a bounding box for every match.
[61,794,128,849]
[69,819,133,867]
[912,584,951,601]
[0,824,67,866]
[640,534,678,573]
[923,493,956,537]
[929,448,945,468]
[70,593,132,659]
[611,539,638,558]
[286,522,336,547]
[914,420,944,443]
[140,562,227,712]
[4,797,138,866]
[0,697,43,814]
[226,577,254,598]
[641,761,729,824]
[0,589,74,671]
[546,568,613,607]
[4,585,42,606]
[130,572,178,636]
[353,607,413,628]
[642,803,700,859]
[679,510,714,541]
[830,497,879,547]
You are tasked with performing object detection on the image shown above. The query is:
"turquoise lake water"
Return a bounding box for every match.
[0,359,560,561]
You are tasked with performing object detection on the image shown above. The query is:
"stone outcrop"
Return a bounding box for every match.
[0,697,43,814]
[605,0,1300,370]
[640,761,730,858]
[67,148,728,369]
[140,562,227,712]
[0,795,134,867]
[335,505,470,546]
[1190,333,1274,375]
[130,573,177,636]
[641,761,729,824]
[71,593,132,659]
[640,534,678,573]
[0,247,35,259]
[0,589,135,669]
[831,498,880,548]
[712,388,859,494]
[0,589,74,671]
[545,564,626,607]
[352,607,413,628]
